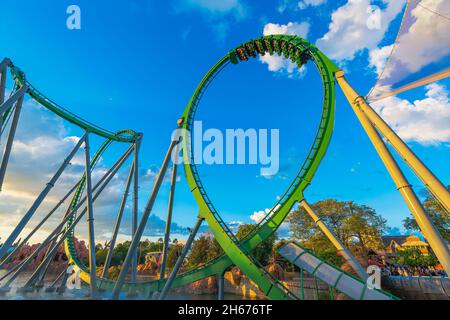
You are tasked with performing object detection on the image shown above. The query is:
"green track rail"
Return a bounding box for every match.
[178,35,339,299]
[8,35,341,299]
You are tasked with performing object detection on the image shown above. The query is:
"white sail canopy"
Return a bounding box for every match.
[368,0,450,102]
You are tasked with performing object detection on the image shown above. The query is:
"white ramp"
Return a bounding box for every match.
[278,242,397,300]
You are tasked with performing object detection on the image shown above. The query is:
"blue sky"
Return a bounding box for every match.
[0,0,449,242]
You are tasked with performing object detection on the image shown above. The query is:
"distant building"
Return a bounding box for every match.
[145,251,162,263]
[382,235,430,257]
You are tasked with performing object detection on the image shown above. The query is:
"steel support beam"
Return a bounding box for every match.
[158,217,203,300]
[0,91,25,191]
[159,142,180,280]
[0,58,9,106]
[217,272,225,300]
[111,138,179,299]
[83,132,99,298]
[131,138,141,282]
[0,84,27,118]
[15,145,134,288]
[300,200,368,280]
[336,71,450,275]
[102,162,135,278]
[44,267,66,293]
[2,144,134,291]
[0,133,87,260]
[0,182,79,268]
[338,72,450,213]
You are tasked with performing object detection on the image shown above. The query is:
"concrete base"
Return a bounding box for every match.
[0,286,11,295]
[16,286,35,294]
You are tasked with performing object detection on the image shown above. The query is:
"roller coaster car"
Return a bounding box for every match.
[229,51,239,64]
[299,50,311,64]
[294,49,301,61]
[244,43,257,58]
[236,47,248,61]
[289,46,297,63]
[254,40,265,56]
[272,39,282,56]
[263,39,274,55]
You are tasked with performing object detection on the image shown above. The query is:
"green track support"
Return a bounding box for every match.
[5,35,342,299]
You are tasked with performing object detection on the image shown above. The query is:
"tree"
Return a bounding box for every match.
[166,243,184,271]
[187,232,224,267]
[403,186,450,243]
[236,224,277,265]
[288,199,388,262]
[394,249,438,268]
[188,236,210,267]
[206,234,224,261]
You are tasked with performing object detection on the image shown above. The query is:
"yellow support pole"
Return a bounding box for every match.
[335,71,450,275]
[300,200,368,280]
[355,79,449,214]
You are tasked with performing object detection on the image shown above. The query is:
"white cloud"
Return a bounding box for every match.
[298,0,327,10]
[371,82,450,144]
[0,95,177,243]
[263,21,310,38]
[250,210,267,223]
[390,0,450,74]
[316,0,406,61]
[250,204,281,223]
[259,22,310,78]
[369,44,393,77]
[369,0,450,96]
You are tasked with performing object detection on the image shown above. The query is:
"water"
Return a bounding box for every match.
[0,270,245,300]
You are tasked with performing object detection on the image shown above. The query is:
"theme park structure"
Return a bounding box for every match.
[0,35,449,300]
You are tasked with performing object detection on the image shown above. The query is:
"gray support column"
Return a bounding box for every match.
[56,267,71,294]
[0,62,6,141]
[159,143,180,280]
[0,84,27,118]
[0,146,134,289]
[158,217,203,300]
[111,139,179,299]
[13,145,133,286]
[0,58,9,109]
[0,92,25,191]
[131,138,141,282]
[83,132,98,298]
[44,267,66,293]
[102,162,135,278]
[0,133,87,260]
[217,272,225,300]
[19,146,133,289]
[0,182,79,268]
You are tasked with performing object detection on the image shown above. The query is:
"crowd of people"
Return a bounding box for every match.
[367,254,448,278]
[380,264,447,277]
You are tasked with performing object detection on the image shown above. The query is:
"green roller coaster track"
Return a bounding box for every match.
[7,35,344,299]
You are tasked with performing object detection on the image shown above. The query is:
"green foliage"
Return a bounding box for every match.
[95,239,167,267]
[187,232,224,267]
[288,199,387,263]
[403,186,450,243]
[188,236,209,267]
[166,243,184,271]
[394,249,438,267]
[236,224,277,266]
